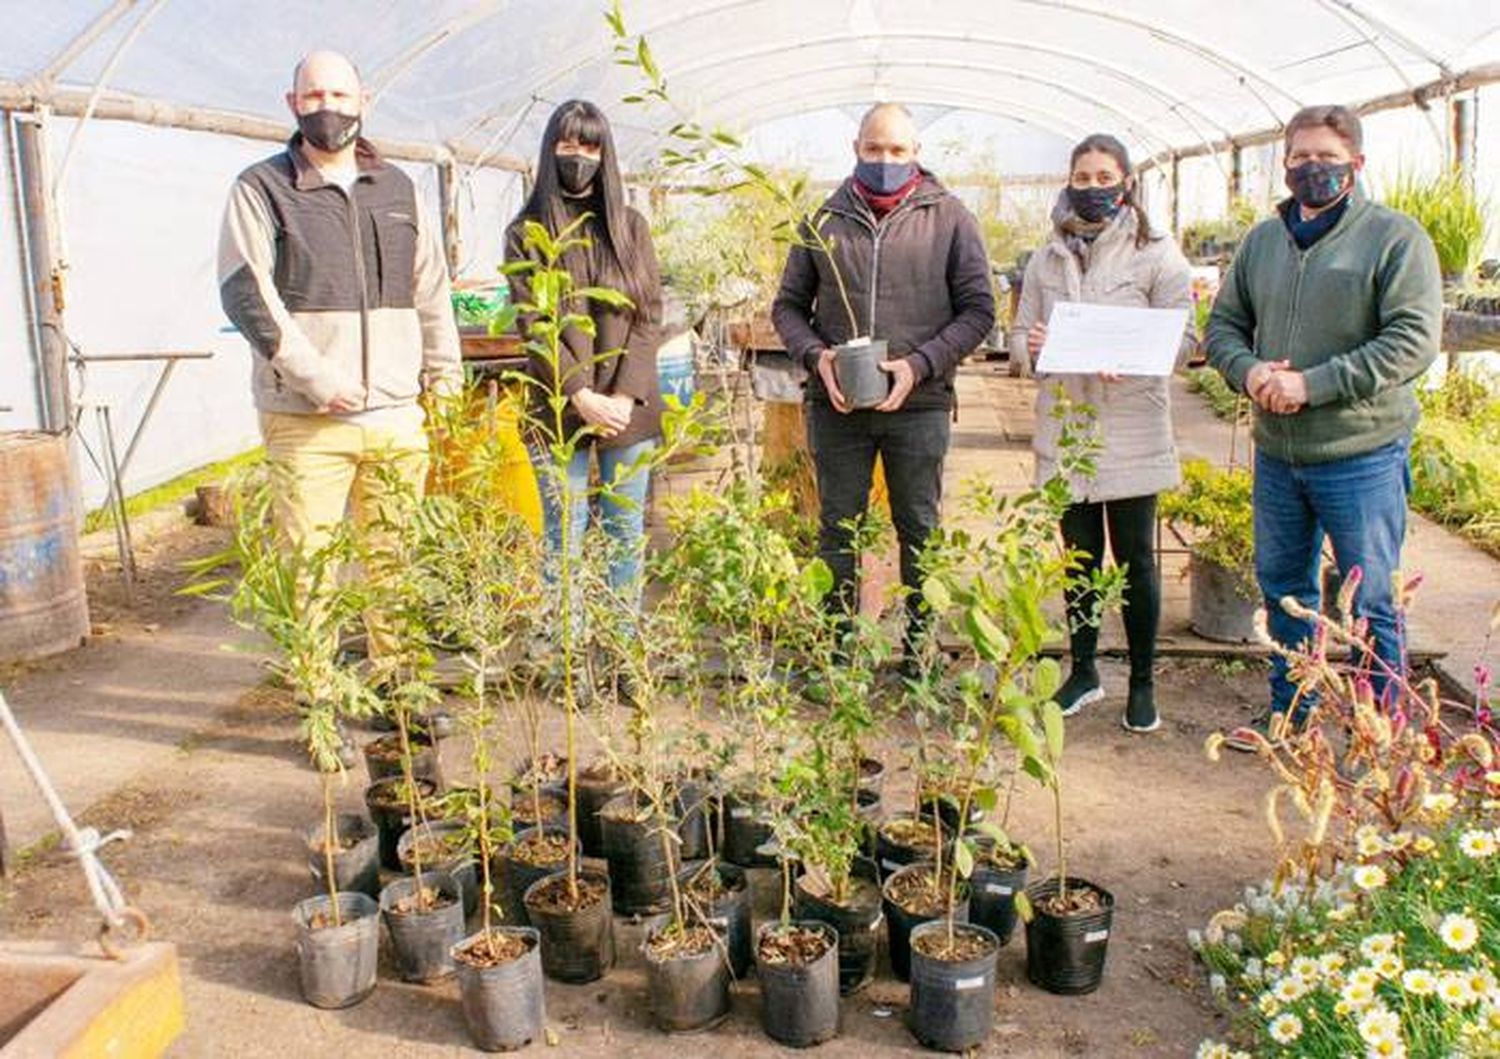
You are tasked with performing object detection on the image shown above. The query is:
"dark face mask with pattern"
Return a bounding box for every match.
[1286,161,1353,209]
[297,109,361,153]
[1066,183,1126,223]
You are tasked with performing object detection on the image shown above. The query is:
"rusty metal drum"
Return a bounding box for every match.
[0,431,89,662]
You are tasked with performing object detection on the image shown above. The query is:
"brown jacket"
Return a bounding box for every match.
[771,172,995,411]
[218,136,461,413]
[504,205,663,450]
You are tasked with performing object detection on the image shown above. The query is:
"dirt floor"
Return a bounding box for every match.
[0,514,1287,1059]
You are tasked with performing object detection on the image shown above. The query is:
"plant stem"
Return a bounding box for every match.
[395,697,428,908]
[1054,773,1067,907]
[322,771,342,927]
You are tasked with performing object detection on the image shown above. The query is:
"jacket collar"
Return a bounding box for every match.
[826,166,948,221]
[1274,185,1370,244]
[286,133,386,191]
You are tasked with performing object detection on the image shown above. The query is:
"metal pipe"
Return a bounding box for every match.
[12,110,69,434]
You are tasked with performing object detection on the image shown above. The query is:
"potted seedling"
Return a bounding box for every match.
[1159,459,1258,643]
[608,2,890,410]
[911,401,1122,1046]
[188,476,381,1010]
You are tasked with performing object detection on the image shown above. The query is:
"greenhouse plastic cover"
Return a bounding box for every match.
[1,0,1499,506]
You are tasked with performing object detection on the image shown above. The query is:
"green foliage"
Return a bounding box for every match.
[450,287,519,335]
[1160,459,1255,582]
[1383,168,1490,281]
[1412,371,1500,557]
[1181,197,1262,260]
[1186,367,1250,423]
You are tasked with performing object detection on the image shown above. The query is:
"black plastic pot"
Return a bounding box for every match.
[756,920,840,1048]
[379,869,466,983]
[642,920,732,1033]
[510,787,568,835]
[833,338,890,410]
[875,814,944,880]
[364,776,439,872]
[499,826,575,927]
[882,863,969,983]
[452,927,546,1053]
[793,859,882,995]
[674,774,717,862]
[306,812,380,900]
[575,767,627,858]
[599,795,673,916]
[918,792,983,835]
[721,791,776,867]
[362,731,442,787]
[1023,877,1115,995]
[856,788,883,858]
[292,891,380,1009]
[857,756,886,796]
[397,820,479,920]
[969,849,1028,948]
[523,868,615,984]
[907,920,1000,1053]
[680,862,752,979]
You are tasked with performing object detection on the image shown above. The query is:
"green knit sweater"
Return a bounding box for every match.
[1205,189,1442,465]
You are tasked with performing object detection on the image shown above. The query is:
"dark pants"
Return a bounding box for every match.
[1060,494,1160,683]
[806,403,951,643]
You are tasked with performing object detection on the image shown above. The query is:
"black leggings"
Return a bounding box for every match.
[1060,494,1160,682]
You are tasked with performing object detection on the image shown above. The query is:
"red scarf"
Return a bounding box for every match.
[853,170,924,219]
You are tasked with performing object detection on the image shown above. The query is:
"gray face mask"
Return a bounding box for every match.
[297,109,361,152]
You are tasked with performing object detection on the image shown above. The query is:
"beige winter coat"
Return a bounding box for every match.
[1010,206,1193,502]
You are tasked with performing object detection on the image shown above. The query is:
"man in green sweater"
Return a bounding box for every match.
[1205,105,1442,748]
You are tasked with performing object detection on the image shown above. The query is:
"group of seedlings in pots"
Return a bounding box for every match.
[198,210,1131,1053]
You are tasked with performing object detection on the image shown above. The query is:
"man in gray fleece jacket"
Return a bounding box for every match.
[1205,105,1441,748]
[218,51,460,684]
[773,103,994,661]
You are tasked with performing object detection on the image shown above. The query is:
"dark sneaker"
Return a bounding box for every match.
[1056,667,1105,718]
[1121,682,1160,734]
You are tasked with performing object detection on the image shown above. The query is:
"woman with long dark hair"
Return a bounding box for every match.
[1010,133,1192,734]
[505,100,663,618]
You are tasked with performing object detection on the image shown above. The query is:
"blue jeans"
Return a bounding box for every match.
[529,438,656,617]
[1254,437,1412,715]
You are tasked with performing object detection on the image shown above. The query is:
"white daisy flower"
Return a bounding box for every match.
[1358,1006,1401,1046]
[1374,952,1404,979]
[1196,1042,1231,1059]
[1401,967,1437,996]
[1439,971,1478,1007]
[1343,979,1376,1008]
[1319,952,1347,976]
[1365,1039,1407,1059]
[1459,829,1497,859]
[1353,864,1388,891]
[1422,792,1457,815]
[1273,975,1309,1003]
[1361,934,1397,960]
[1290,956,1320,981]
[1269,1012,1303,1045]
[1439,913,1480,953]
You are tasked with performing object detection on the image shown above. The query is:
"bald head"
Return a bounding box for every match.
[287,50,363,120]
[854,102,919,165]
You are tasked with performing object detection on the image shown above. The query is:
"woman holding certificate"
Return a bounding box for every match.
[1010,133,1193,735]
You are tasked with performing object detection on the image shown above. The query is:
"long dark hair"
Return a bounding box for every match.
[1070,133,1153,249]
[516,100,651,308]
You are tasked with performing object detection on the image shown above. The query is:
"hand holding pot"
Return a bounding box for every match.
[875,357,916,412]
[816,348,851,413]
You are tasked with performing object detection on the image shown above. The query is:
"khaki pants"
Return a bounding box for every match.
[259,411,429,662]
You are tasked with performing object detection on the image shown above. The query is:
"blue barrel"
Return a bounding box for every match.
[656,333,696,408]
[0,432,90,661]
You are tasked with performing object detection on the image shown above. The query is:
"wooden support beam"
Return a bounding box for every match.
[436,158,460,280]
[0,81,529,173]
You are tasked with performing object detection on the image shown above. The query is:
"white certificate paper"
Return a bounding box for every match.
[1034,302,1190,376]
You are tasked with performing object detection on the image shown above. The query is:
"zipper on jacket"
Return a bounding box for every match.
[826,192,931,343]
[344,185,371,405]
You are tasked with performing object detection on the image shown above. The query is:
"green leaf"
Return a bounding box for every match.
[921,576,951,613]
[1013,889,1034,923]
[1041,700,1065,764]
[964,606,1009,663]
[575,285,635,310]
[637,37,660,84]
[953,838,975,879]
[1034,657,1062,701]
[973,820,1011,847]
[800,558,834,598]
[973,787,999,814]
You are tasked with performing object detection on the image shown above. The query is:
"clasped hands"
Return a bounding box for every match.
[1244,359,1307,415]
[571,387,635,437]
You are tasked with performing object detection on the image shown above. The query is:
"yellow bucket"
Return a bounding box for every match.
[428,384,543,535]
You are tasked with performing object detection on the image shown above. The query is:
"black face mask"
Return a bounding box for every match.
[1286,161,1353,208]
[556,154,600,195]
[297,109,361,153]
[1066,184,1126,223]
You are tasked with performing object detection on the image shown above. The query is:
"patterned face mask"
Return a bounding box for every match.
[1285,161,1353,208]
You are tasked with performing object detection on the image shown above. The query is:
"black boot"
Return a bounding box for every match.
[1056,661,1104,717]
[1121,679,1160,734]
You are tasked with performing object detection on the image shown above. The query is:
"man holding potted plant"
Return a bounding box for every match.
[1205,105,1442,748]
[217,51,462,726]
[772,103,994,662]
